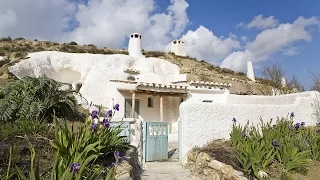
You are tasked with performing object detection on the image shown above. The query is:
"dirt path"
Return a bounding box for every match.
[138,162,200,180]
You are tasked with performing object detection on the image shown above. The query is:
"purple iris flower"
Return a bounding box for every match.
[103,118,110,128]
[295,123,300,129]
[69,163,81,173]
[114,151,120,159]
[113,104,120,111]
[290,112,295,119]
[91,123,98,132]
[272,140,280,147]
[316,129,320,134]
[91,110,99,119]
[107,110,113,117]
[232,118,236,123]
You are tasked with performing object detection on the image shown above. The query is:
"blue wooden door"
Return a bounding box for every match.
[110,121,131,143]
[145,122,168,161]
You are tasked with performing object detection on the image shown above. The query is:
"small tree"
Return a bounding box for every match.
[311,73,320,92]
[287,75,305,92]
[261,62,285,87]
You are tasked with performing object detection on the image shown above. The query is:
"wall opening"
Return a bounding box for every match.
[148,97,153,108]
[135,34,139,38]
[127,75,136,81]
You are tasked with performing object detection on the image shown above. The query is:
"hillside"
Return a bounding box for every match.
[0,37,283,95]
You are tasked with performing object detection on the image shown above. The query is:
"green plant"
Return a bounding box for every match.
[3,110,126,180]
[0,118,53,139]
[0,76,78,122]
[230,116,315,178]
[301,128,320,160]
[236,138,276,179]
[275,141,310,171]
[69,41,78,45]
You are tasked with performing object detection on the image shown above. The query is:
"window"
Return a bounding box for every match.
[148,97,153,108]
[180,97,184,104]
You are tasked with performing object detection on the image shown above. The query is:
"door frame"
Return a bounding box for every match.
[124,98,140,119]
[143,122,169,162]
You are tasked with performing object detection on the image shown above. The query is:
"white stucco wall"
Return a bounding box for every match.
[8,51,186,110]
[179,91,320,164]
[188,86,229,103]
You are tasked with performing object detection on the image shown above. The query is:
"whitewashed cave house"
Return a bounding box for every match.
[105,33,231,134]
[8,32,232,144]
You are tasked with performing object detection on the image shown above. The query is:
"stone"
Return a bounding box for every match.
[221,165,234,176]
[199,152,212,162]
[224,174,237,180]
[187,151,198,162]
[211,171,221,180]
[115,172,131,180]
[208,160,225,171]
[203,168,212,176]
[233,170,244,177]
[257,170,268,179]
[237,176,248,180]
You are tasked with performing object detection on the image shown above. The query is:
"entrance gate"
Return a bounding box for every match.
[145,122,168,162]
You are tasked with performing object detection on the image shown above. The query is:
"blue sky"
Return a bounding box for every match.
[0,0,319,89]
[156,0,320,89]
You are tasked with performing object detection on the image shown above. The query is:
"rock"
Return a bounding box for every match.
[257,170,268,179]
[233,170,244,177]
[220,165,234,175]
[199,152,212,162]
[187,151,198,162]
[203,168,211,176]
[208,160,225,171]
[237,176,248,180]
[115,172,132,180]
[116,161,132,176]
[224,174,237,180]
[211,171,221,180]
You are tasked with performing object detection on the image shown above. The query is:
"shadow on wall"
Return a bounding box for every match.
[46,68,81,84]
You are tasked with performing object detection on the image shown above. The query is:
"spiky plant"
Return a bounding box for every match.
[0,76,77,122]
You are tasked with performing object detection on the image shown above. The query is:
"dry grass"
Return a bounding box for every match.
[194,139,242,171]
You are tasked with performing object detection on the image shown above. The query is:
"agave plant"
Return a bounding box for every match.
[0,76,77,122]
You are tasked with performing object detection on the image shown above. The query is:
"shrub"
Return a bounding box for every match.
[0,76,77,122]
[230,116,316,179]
[69,41,78,45]
[2,105,128,179]
[15,37,25,41]
[0,51,5,56]
[0,119,53,139]
[145,51,165,58]
[0,36,12,42]
[87,44,96,48]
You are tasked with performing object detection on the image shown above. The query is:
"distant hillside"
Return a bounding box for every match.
[0,36,289,95]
